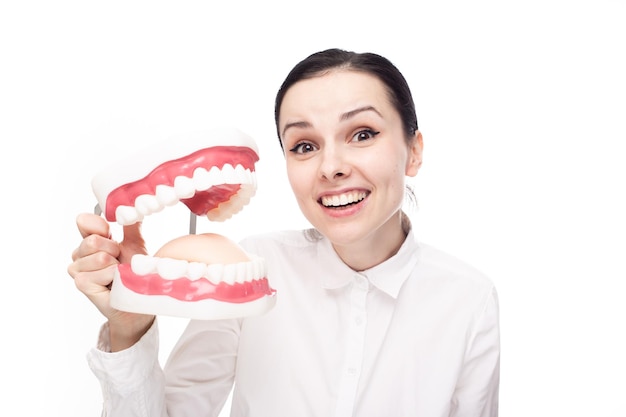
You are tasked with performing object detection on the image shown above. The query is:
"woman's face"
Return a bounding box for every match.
[278,70,423,250]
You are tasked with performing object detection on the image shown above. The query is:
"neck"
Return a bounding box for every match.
[333,212,409,271]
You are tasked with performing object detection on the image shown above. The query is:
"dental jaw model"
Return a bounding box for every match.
[91,128,276,320]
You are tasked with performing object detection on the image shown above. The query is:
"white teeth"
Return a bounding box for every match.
[116,205,143,225]
[131,254,158,275]
[206,263,224,285]
[174,176,196,199]
[206,183,256,222]
[134,194,162,216]
[155,184,179,207]
[187,261,207,280]
[321,191,367,207]
[235,262,248,284]
[128,254,267,286]
[221,164,237,184]
[157,258,189,280]
[222,264,237,285]
[192,167,212,191]
[112,165,257,225]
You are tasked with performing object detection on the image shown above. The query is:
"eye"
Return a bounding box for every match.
[289,141,318,154]
[351,129,380,142]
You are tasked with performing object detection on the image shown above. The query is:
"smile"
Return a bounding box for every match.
[320,191,369,208]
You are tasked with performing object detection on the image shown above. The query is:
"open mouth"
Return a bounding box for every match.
[92,128,276,316]
[319,190,369,208]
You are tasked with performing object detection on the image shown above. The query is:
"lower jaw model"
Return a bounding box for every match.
[91,128,276,320]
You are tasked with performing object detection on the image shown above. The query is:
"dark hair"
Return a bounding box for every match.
[274,48,418,150]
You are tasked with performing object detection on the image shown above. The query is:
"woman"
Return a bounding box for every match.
[68,48,500,416]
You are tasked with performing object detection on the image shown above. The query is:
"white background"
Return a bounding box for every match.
[2,0,625,415]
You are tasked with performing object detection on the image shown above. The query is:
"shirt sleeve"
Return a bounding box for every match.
[86,317,241,417]
[87,319,167,417]
[450,286,501,417]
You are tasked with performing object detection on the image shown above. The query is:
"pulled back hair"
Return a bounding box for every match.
[274,48,419,150]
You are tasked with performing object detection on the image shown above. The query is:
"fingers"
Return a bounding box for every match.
[69,212,120,279]
[72,263,117,294]
[71,230,121,263]
[76,212,110,239]
[68,213,152,328]
[68,249,119,278]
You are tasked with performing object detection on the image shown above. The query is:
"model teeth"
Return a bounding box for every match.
[206,183,256,222]
[187,262,207,280]
[321,191,367,207]
[157,258,189,279]
[174,176,195,199]
[206,264,224,285]
[131,255,158,275]
[155,184,178,207]
[113,164,257,225]
[134,194,162,216]
[130,254,266,285]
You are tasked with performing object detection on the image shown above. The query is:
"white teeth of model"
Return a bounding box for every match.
[116,205,143,226]
[251,257,261,278]
[134,194,162,216]
[208,202,235,222]
[155,184,179,207]
[221,164,237,184]
[156,257,189,280]
[242,169,252,185]
[208,166,222,185]
[340,194,349,205]
[206,208,224,222]
[246,261,254,281]
[253,256,266,279]
[192,167,212,191]
[174,176,196,199]
[241,184,256,199]
[222,264,237,285]
[235,262,247,284]
[206,263,224,285]
[187,261,207,280]
[234,165,250,184]
[131,254,158,275]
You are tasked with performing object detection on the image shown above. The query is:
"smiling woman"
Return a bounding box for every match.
[68,48,500,417]
[278,69,422,269]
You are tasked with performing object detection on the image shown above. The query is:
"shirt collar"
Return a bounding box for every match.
[317,227,420,299]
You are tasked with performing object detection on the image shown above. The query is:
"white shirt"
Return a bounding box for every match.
[87,228,500,417]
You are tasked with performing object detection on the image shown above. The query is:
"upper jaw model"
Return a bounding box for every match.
[91,127,276,320]
[92,127,260,226]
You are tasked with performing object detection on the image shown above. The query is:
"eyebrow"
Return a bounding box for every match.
[340,105,382,121]
[281,105,382,138]
[281,121,312,138]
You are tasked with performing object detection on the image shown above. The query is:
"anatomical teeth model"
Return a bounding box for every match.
[91,128,276,320]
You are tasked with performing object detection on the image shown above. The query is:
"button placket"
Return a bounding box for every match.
[333,274,369,417]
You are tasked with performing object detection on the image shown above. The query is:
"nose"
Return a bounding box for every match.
[319,145,350,181]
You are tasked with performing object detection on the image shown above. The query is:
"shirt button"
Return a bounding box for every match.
[354,317,363,326]
[347,367,357,375]
[354,275,368,290]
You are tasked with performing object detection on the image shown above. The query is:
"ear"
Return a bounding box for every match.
[405,131,423,177]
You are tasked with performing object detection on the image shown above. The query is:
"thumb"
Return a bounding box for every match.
[119,222,148,263]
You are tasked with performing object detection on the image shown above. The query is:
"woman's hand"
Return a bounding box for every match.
[68,213,155,351]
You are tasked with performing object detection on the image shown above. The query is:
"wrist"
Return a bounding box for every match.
[108,315,155,352]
